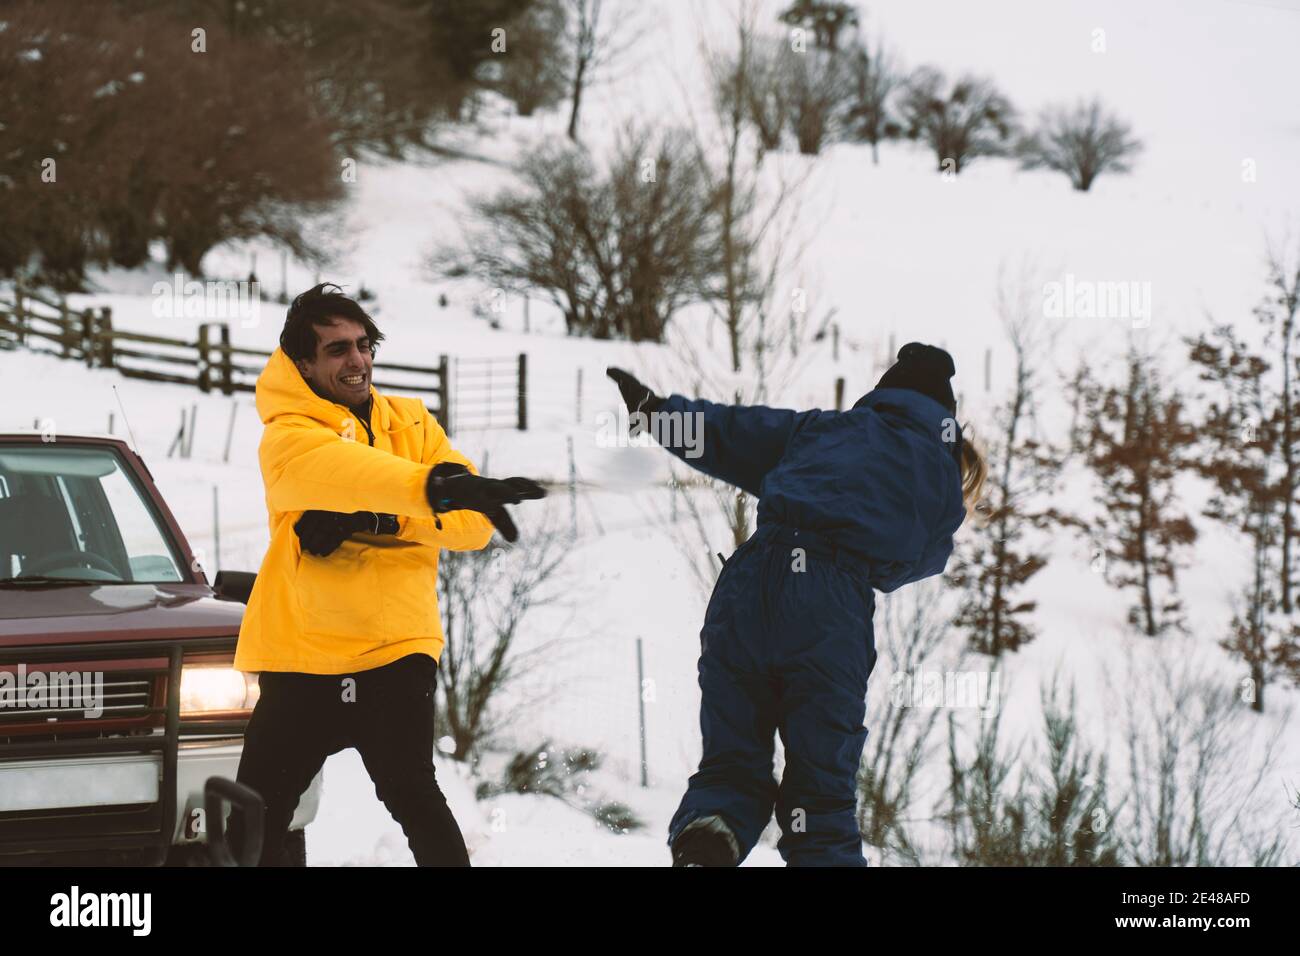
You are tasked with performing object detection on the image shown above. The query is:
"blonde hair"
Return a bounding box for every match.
[958,427,989,522]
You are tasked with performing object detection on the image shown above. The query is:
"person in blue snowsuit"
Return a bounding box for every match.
[607,343,985,867]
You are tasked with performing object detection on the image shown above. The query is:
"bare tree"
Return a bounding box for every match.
[776,0,860,52]
[845,34,903,165]
[898,67,1017,175]
[780,41,851,155]
[430,123,723,342]
[740,36,792,159]
[563,0,641,142]
[648,6,827,591]
[491,0,572,117]
[1017,97,1142,191]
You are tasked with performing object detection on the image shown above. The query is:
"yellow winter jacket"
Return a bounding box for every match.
[233,347,494,675]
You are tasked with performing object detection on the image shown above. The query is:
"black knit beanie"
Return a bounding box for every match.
[876,342,957,414]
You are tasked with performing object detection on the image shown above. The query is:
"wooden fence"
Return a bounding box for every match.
[0,282,528,433]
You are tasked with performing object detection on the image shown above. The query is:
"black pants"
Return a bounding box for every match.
[227,652,469,866]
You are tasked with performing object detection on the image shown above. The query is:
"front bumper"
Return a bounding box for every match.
[0,740,323,862]
[0,635,320,864]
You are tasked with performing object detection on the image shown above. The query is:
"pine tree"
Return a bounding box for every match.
[1070,348,1199,636]
[948,273,1063,657]
[1187,323,1293,712]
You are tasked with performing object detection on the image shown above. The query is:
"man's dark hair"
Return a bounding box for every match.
[280,283,385,362]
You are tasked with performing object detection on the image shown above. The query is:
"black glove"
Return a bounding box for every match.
[424,462,547,543]
[294,510,398,557]
[606,367,663,437]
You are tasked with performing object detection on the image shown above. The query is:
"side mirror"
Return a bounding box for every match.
[213,570,256,604]
[204,776,264,867]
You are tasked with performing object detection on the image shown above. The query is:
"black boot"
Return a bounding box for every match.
[671,815,740,867]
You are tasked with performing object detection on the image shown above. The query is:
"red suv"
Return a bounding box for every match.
[0,432,317,865]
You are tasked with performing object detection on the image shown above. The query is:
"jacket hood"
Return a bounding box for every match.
[255,347,410,434]
[853,387,963,463]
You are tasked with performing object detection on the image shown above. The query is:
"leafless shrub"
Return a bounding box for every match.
[1110,644,1292,866]
[857,580,965,864]
[435,506,574,762]
[844,35,904,165]
[430,124,723,343]
[1016,98,1142,191]
[898,67,1017,174]
[781,42,852,156]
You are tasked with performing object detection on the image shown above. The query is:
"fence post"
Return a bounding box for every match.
[567,435,577,538]
[223,400,238,464]
[437,354,451,435]
[13,277,26,346]
[517,352,528,431]
[218,323,233,395]
[575,367,583,425]
[637,637,649,788]
[98,307,114,368]
[834,376,845,411]
[59,298,72,359]
[185,403,198,458]
[81,309,95,368]
[832,322,840,362]
[197,323,211,393]
[212,485,221,575]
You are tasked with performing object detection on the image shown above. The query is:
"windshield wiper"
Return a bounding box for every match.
[0,575,96,587]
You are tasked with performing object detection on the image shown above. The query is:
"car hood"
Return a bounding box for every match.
[0,583,243,643]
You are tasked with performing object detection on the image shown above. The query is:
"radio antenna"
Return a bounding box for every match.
[111,385,142,456]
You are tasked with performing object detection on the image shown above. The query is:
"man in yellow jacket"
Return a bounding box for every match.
[229,283,545,866]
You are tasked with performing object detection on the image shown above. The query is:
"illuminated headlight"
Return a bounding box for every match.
[180,666,259,714]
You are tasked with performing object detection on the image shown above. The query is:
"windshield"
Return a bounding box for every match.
[0,445,185,583]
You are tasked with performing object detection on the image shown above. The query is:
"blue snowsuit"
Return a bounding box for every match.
[661,386,966,866]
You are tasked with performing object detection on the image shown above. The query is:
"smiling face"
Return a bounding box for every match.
[293,316,374,407]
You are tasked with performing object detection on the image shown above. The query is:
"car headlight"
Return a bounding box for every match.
[180,666,259,715]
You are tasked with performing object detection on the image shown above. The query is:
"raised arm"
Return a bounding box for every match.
[655,393,821,498]
[606,365,821,497]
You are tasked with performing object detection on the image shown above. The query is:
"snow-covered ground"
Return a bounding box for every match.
[3,0,1299,865]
